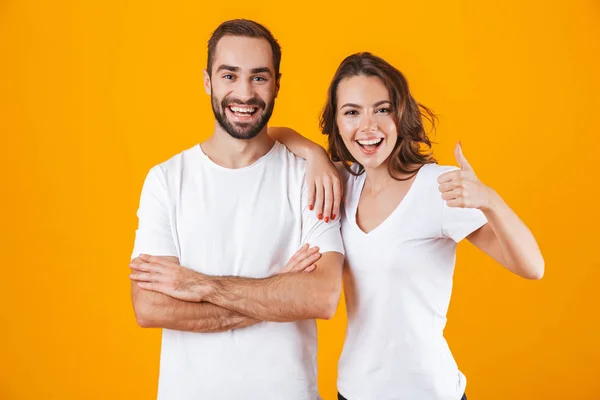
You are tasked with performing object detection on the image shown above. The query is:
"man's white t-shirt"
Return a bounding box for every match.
[131,141,344,400]
[337,163,487,400]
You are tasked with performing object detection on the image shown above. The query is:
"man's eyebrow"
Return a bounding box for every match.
[215,65,273,76]
[250,67,272,75]
[216,65,239,72]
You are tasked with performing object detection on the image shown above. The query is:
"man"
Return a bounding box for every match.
[129,19,345,400]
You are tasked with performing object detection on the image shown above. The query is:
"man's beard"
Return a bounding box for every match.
[211,93,275,140]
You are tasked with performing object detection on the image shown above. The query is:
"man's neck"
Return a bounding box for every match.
[200,124,275,169]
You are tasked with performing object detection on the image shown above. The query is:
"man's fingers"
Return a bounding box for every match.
[130,262,165,274]
[289,252,321,273]
[301,252,322,269]
[139,254,167,266]
[137,282,155,290]
[282,246,320,273]
[137,282,168,293]
[138,254,177,267]
[289,244,310,265]
[129,272,155,282]
[303,264,317,273]
[296,243,311,253]
[129,262,152,272]
[292,246,319,266]
[280,244,310,273]
[139,254,153,262]
[292,243,310,258]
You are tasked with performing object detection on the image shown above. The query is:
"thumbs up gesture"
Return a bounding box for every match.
[437,142,492,209]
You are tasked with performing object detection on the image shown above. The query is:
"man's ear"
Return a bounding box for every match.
[274,73,282,98]
[203,69,211,95]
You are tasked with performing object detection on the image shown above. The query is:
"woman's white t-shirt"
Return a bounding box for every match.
[337,163,488,400]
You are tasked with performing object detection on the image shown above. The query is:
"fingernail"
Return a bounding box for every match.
[309,205,313,211]
[318,214,323,220]
[324,216,330,223]
[332,214,336,220]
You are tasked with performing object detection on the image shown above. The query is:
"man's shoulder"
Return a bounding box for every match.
[149,143,200,177]
[262,142,308,192]
[271,140,308,169]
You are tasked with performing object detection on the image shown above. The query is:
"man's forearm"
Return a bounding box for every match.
[132,283,260,333]
[203,253,344,322]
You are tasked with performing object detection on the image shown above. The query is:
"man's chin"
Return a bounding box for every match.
[230,132,257,140]
[221,117,267,138]
[224,125,264,140]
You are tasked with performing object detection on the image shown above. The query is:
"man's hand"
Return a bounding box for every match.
[130,254,211,302]
[277,244,322,274]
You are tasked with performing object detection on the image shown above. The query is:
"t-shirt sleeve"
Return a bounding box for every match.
[300,176,345,255]
[131,165,179,260]
[438,166,488,242]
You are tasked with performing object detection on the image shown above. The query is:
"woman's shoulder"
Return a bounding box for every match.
[413,163,461,200]
[418,162,459,180]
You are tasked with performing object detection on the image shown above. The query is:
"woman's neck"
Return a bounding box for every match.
[363,162,421,194]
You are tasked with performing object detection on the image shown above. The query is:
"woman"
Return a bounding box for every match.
[270,52,544,400]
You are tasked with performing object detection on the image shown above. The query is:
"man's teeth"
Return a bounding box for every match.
[230,106,257,113]
[357,138,383,145]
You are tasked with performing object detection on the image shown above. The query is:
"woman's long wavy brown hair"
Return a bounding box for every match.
[320,52,437,180]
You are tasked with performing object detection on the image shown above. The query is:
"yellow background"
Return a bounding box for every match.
[1,0,599,399]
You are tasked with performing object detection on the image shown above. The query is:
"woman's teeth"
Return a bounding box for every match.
[357,138,383,146]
